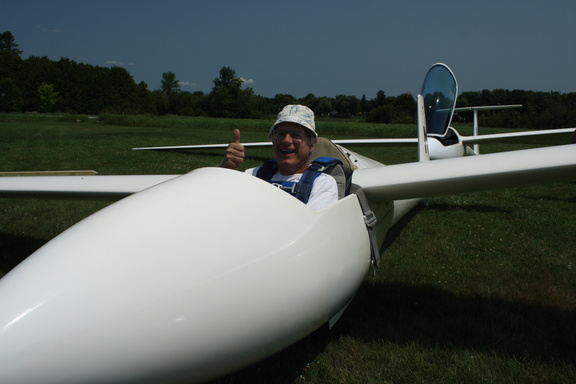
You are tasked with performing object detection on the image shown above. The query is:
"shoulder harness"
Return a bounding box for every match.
[255,156,349,204]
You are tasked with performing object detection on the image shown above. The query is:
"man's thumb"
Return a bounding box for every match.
[233,129,241,143]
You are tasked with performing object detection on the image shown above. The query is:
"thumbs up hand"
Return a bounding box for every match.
[220,129,245,169]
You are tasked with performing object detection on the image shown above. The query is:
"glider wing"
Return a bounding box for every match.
[0,174,178,199]
[352,144,576,201]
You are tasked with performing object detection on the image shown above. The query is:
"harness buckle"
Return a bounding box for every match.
[363,210,377,228]
[272,183,298,195]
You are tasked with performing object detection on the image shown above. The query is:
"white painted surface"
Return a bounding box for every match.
[0,168,371,383]
[0,174,178,198]
[353,144,576,202]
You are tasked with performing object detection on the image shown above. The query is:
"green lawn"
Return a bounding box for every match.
[1,114,574,384]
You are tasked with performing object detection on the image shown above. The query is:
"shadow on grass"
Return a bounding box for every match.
[210,280,575,384]
[424,203,510,214]
[209,325,332,384]
[340,281,576,363]
[0,231,46,277]
[522,194,576,204]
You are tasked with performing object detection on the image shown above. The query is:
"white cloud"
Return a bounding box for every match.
[240,78,255,85]
[179,81,197,87]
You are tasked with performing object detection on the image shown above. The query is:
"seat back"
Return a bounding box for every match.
[311,137,356,197]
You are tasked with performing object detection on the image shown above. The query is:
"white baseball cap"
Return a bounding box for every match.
[269,104,317,138]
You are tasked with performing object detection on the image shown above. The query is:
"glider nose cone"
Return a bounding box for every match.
[0,168,371,383]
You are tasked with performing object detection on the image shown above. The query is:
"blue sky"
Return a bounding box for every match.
[2,0,575,99]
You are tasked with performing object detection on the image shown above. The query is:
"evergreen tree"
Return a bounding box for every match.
[0,31,22,56]
[0,31,23,111]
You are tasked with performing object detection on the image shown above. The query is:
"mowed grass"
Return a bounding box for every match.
[0,114,575,383]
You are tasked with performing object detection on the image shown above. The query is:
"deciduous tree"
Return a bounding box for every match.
[207,66,255,118]
[212,66,242,91]
[161,72,180,96]
[37,82,58,112]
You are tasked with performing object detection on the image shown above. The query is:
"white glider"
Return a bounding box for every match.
[0,63,574,384]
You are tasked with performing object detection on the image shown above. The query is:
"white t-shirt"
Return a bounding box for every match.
[246,166,339,210]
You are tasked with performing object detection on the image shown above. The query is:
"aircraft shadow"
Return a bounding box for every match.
[423,203,509,214]
[210,280,575,384]
[209,325,332,384]
[0,231,46,277]
[345,281,576,362]
[522,195,576,204]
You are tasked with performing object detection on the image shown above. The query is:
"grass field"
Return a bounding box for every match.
[1,114,575,383]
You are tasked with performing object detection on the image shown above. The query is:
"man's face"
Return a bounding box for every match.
[271,122,315,175]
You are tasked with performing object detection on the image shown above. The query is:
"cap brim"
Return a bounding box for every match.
[269,117,317,137]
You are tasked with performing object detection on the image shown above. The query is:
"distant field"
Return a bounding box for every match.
[1,114,574,384]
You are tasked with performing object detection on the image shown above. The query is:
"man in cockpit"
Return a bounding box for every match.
[220,104,338,210]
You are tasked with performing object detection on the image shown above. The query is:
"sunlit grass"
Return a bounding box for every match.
[0,114,574,383]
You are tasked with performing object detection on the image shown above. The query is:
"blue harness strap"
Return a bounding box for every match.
[255,157,346,204]
[255,159,278,181]
[293,157,344,203]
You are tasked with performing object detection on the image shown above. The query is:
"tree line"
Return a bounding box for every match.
[1,31,575,129]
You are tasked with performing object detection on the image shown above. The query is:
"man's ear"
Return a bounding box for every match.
[308,137,317,154]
